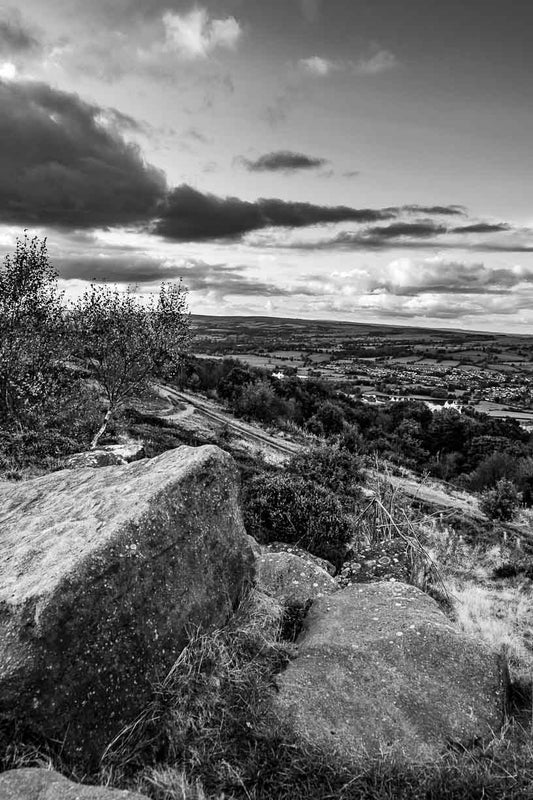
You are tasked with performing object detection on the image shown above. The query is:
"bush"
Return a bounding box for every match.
[233,379,290,424]
[242,472,352,567]
[480,479,520,522]
[286,445,363,506]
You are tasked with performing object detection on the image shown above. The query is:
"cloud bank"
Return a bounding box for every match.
[154,185,394,241]
[0,80,166,229]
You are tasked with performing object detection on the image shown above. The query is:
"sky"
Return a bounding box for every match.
[1,0,533,333]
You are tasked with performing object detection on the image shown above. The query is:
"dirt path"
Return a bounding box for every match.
[155,384,302,458]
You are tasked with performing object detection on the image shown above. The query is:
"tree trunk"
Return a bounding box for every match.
[91,407,113,450]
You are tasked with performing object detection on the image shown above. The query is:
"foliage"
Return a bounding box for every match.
[233,379,291,424]
[73,282,189,447]
[179,355,533,493]
[242,472,352,566]
[0,234,66,428]
[480,478,520,522]
[307,400,345,437]
[286,444,363,506]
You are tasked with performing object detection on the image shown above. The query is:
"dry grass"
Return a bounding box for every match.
[420,510,533,689]
[447,582,533,678]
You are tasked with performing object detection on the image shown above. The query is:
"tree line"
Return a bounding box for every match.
[177,353,533,513]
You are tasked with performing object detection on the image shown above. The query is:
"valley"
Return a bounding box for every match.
[191,315,533,428]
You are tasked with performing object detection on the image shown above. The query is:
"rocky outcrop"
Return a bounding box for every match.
[0,446,254,765]
[256,550,337,607]
[0,768,147,799]
[63,443,145,469]
[274,582,507,762]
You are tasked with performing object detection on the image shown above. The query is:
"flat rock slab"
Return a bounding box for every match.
[0,768,147,799]
[257,550,337,606]
[0,446,254,765]
[264,543,336,576]
[274,582,506,762]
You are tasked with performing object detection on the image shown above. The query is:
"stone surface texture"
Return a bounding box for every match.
[257,550,337,606]
[263,542,336,576]
[274,582,507,762]
[0,446,254,764]
[0,768,147,799]
[63,443,145,469]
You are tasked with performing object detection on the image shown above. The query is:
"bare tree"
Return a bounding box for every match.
[73,281,190,448]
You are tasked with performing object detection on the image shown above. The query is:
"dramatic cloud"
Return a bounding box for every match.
[0,8,41,55]
[154,185,394,241]
[0,80,166,229]
[240,150,328,173]
[162,8,242,60]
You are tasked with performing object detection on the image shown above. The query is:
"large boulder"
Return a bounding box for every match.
[274,582,507,762]
[0,446,254,765]
[0,768,147,799]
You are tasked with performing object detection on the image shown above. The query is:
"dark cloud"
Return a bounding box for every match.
[57,254,182,283]
[154,184,394,241]
[451,222,511,233]
[366,222,447,239]
[57,252,289,298]
[0,80,166,230]
[400,204,466,216]
[0,8,41,55]
[240,150,328,173]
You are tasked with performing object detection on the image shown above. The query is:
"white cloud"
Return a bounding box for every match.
[298,56,337,76]
[299,49,398,78]
[163,8,242,60]
[354,49,398,75]
[0,61,17,80]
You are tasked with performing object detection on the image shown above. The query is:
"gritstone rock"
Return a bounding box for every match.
[0,446,254,765]
[274,581,507,761]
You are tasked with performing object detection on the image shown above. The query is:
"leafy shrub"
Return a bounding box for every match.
[242,472,352,567]
[233,379,291,424]
[307,401,345,437]
[468,451,517,492]
[286,444,363,506]
[480,478,520,522]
